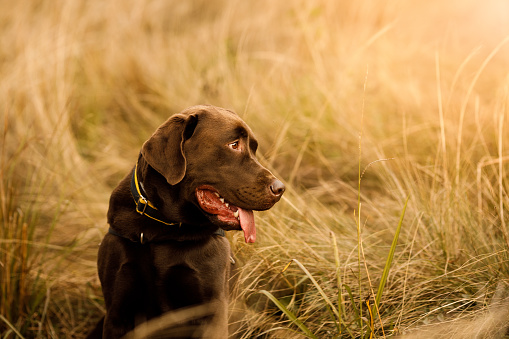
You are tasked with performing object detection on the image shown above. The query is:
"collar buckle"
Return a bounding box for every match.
[136,196,149,215]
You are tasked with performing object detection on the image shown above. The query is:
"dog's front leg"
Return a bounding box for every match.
[98,236,152,338]
[101,261,149,338]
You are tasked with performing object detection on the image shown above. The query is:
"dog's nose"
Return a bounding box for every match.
[270,179,285,197]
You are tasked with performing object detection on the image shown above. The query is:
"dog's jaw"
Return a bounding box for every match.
[195,186,256,243]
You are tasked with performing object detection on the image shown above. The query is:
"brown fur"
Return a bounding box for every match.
[88,105,284,338]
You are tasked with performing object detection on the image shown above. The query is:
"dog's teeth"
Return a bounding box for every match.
[233,210,239,218]
[214,192,220,197]
[225,203,229,207]
[220,198,225,203]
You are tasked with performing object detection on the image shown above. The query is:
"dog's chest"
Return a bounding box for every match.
[147,236,229,268]
[140,237,230,305]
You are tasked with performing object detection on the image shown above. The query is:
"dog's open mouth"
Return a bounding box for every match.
[195,186,256,243]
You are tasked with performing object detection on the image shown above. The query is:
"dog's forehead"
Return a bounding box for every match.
[198,107,255,138]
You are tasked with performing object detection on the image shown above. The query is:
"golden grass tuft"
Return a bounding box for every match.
[1,0,509,337]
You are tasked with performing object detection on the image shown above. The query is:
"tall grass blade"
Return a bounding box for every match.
[330,233,357,338]
[0,315,26,339]
[259,290,318,339]
[374,195,410,310]
[330,231,344,329]
[355,206,364,332]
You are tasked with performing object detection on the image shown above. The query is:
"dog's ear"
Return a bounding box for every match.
[141,113,199,185]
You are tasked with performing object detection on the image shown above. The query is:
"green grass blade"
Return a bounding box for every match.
[343,284,361,328]
[374,195,410,310]
[259,290,318,339]
[291,259,341,322]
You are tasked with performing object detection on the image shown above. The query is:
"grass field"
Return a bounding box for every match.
[1,0,509,337]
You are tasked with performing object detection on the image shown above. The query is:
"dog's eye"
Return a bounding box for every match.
[228,141,240,150]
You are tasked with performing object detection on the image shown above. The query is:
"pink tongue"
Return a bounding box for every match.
[238,207,256,243]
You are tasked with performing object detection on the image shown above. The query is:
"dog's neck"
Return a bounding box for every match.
[131,161,179,227]
[105,155,224,244]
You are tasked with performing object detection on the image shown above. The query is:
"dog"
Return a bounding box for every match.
[88,105,285,338]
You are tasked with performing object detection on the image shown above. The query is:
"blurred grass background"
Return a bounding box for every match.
[1,0,509,337]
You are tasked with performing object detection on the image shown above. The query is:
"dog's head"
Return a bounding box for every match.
[140,105,284,243]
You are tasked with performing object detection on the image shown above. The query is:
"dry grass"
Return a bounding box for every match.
[1,0,509,337]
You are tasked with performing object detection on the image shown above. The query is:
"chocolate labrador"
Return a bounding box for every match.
[88,105,285,338]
